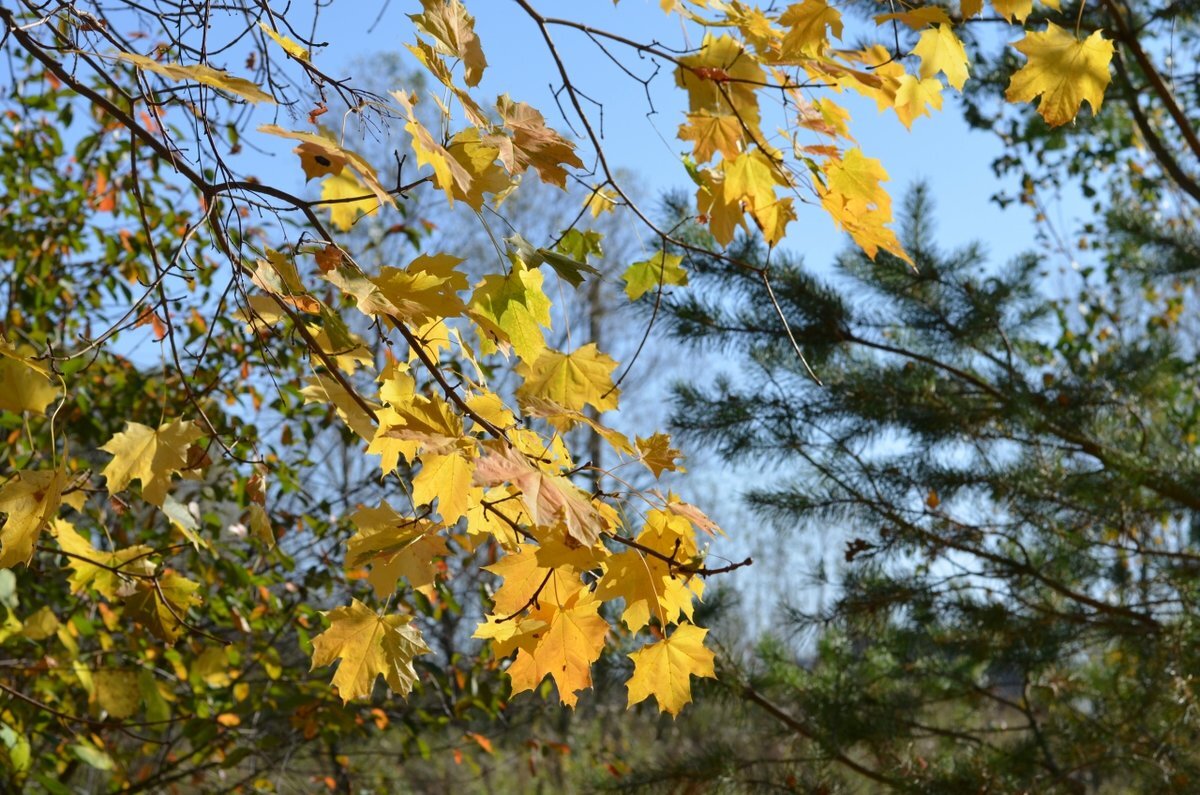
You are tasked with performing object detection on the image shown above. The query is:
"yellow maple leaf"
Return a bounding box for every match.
[52,520,155,598]
[874,7,952,29]
[100,419,204,507]
[445,129,512,210]
[779,0,843,58]
[482,544,578,617]
[321,170,379,232]
[517,344,620,414]
[310,599,431,702]
[627,624,716,716]
[258,21,309,60]
[0,340,58,414]
[676,34,765,136]
[992,0,1033,22]
[1006,24,1114,127]
[116,52,273,103]
[344,502,450,597]
[636,433,686,478]
[469,261,553,362]
[412,451,476,525]
[912,24,969,92]
[505,591,608,707]
[0,469,65,568]
[678,112,744,164]
[409,0,487,87]
[894,75,945,129]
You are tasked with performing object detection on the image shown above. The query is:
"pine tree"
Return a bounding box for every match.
[663,185,1200,792]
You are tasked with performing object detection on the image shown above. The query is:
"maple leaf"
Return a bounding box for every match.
[637,433,686,477]
[94,670,140,719]
[259,21,309,60]
[516,344,620,415]
[0,469,65,568]
[116,52,273,103]
[0,340,58,414]
[583,185,619,217]
[992,0,1034,22]
[677,34,765,136]
[491,96,584,188]
[469,259,553,361]
[595,510,703,631]
[300,374,379,441]
[412,451,476,525]
[894,75,945,129]
[321,170,379,231]
[912,24,969,91]
[101,419,204,507]
[623,251,688,301]
[677,112,744,164]
[1006,24,1114,127]
[310,599,431,702]
[345,504,449,598]
[482,544,585,617]
[505,591,608,707]
[779,0,843,58]
[626,624,717,716]
[444,129,512,210]
[124,571,202,643]
[53,520,155,598]
[409,0,487,87]
[874,7,952,29]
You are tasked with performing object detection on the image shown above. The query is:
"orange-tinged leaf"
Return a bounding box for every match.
[912,24,969,91]
[100,420,204,507]
[678,112,744,164]
[491,96,584,188]
[626,624,716,716]
[310,599,431,702]
[0,469,65,568]
[1006,24,1114,127]
[505,591,608,707]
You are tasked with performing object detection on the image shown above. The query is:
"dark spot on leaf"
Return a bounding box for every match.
[315,155,331,167]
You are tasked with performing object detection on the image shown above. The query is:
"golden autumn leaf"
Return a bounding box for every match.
[100,419,204,507]
[626,623,716,716]
[409,0,487,87]
[53,520,155,598]
[258,21,309,60]
[0,340,58,414]
[894,74,945,129]
[912,24,969,91]
[115,52,273,103]
[992,0,1034,22]
[637,433,686,478]
[677,112,744,164]
[345,504,449,598]
[321,170,379,231]
[516,344,619,414]
[779,0,842,58]
[469,262,553,362]
[503,590,608,707]
[1006,24,1114,127]
[310,599,431,702]
[0,469,65,569]
[677,34,765,135]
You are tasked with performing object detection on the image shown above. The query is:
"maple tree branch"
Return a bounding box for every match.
[607,533,752,576]
[1102,0,1200,163]
[493,569,554,623]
